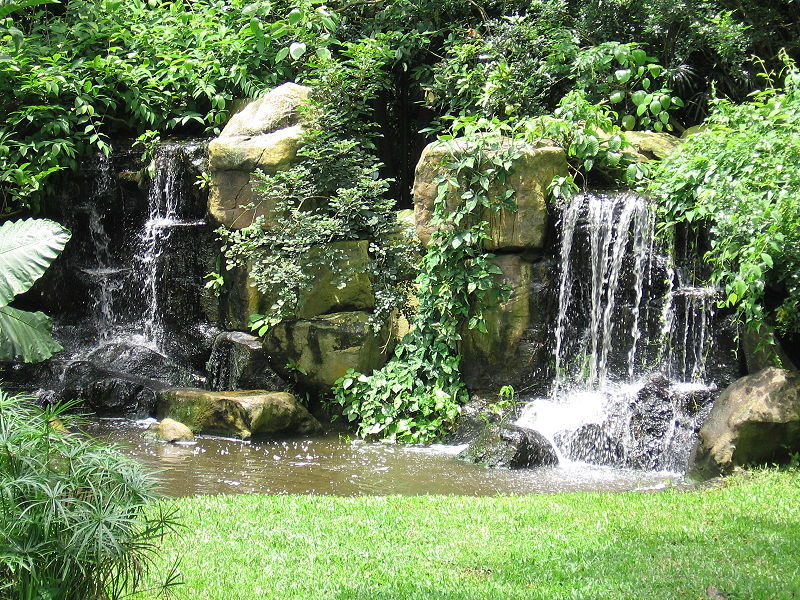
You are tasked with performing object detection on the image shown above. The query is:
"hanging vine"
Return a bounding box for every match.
[331,118,522,443]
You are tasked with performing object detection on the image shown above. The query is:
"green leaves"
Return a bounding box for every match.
[0,218,70,362]
[0,219,71,307]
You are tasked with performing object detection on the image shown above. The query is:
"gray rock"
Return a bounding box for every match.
[457,424,558,469]
[689,367,800,478]
[207,331,285,391]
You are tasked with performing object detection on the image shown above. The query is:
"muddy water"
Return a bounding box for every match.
[87,419,682,497]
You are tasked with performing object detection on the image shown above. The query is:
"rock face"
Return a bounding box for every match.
[222,240,375,331]
[155,418,195,442]
[156,388,323,439]
[207,331,285,391]
[264,311,392,392]
[689,367,800,478]
[457,424,559,469]
[208,82,310,228]
[413,138,566,251]
[622,131,682,161]
[459,257,556,394]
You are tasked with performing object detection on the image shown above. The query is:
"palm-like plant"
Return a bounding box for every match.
[0,218,71,363]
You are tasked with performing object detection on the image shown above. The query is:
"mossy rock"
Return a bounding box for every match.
[457,423,558,469]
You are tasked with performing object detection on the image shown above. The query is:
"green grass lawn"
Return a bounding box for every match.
[138,470,800,600]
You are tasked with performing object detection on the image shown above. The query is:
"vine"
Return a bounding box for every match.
[331,118,521,443]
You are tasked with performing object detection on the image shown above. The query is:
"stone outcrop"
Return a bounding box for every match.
[222,240,375,331]
[459,257,556,395]
[413,137,566,251]
[264,311,392,392]
[156,388,323,439]
[206,331,285,391]
[155,418,195,442]
[457,423,559,469]
[208,82,310,228]
[622,131,682,161]
[689,367,800,478]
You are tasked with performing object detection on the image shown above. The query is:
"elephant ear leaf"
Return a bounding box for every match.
[0,306,62,363]
[0,218,71,308]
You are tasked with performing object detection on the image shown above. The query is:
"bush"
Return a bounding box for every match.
[649,58,800,341]
[0,390,179,600]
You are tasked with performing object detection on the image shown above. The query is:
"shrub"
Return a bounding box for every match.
[0,390,179,600]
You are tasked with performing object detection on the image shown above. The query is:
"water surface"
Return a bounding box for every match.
[88,419,682,497]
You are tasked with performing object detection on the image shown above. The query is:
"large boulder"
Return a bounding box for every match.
[206,331,285,391]
[457,424,559,469]
[156,388,323,439]
[689,367,800,478]
[413,137,566,251]
[264,311,392,392]
[460,257,557,395]
[622,131,682,161]
[222,240,375,331]
[208,82,310,229]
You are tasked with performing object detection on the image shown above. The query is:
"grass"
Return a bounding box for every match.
[137,470,800,600]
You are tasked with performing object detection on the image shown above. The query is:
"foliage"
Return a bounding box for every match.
[0,390,180,599]
[0,0,339,215]
[331,119,519,443]
[649,59,800,338]
[217,37,418,333]
[0,218,70,363]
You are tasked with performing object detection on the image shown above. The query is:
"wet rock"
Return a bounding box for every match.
[85,341,201,385]
[207,82,310,229]
[448,396,500,445]
[155,418,195,442]
[689,367,800,478]
[556,424,624,466]
[61,361,169,418]
[457,424,558,469]
[626,374,675,469]
[156,388,323,439]
[742,328,797,374]
[207,331,285,391]
[264,311,392,392]
[413,137,566,251]
[222,240,375,331]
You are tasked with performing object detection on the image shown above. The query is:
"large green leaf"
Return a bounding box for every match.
[0,218,71,307]
[0,0,58,20]
[0,305,62,363]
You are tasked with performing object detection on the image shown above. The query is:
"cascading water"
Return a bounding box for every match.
[517,191,735,472]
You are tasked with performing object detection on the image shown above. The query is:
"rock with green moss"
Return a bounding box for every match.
[264,311,392,392]
[207,82,310,229]
[413,138,566,251]
[689,367,800,479]
[623,131,682,160]
[156,388,322,439]
[222,240,375,331]
[457,423,558,469]
[460,257,556,395]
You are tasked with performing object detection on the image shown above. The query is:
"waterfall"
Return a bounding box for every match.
[517,192,731,472]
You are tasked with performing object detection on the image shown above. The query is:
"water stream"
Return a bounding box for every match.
[516,192,734,472]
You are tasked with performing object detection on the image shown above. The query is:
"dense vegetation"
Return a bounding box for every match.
[0,391,178,599]
[3,0,800,438]
[134,469,800,599]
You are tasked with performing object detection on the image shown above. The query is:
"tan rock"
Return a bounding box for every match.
[264,311,392,392]
[156,388,322,439]
[413,137,565,251]
[155,418,195,443]
[689,367,800,478]
[623,130,682,160]
[223,240,376,331]
[220,82,310,137]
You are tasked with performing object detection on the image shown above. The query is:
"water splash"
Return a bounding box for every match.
[518,192,727,472]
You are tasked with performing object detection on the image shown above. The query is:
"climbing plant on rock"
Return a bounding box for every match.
[332,118,521,443]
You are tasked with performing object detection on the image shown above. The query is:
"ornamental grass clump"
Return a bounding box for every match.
[0,390,180,600]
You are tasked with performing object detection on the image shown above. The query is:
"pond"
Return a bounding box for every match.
[87,419,684,497]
